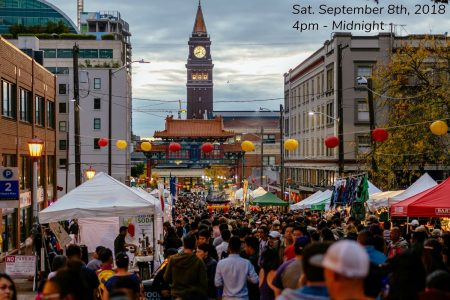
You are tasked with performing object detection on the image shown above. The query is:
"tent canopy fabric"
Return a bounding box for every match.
[391,177,450,217]
[389,173,437,206]
[235,188,252,200]
[290,191,323,210]
[367,190,404,211]
[39,173,157,223]
[368,181,382,195]
[251,187,267,198]
[252,192,288,206]
[306,190,333,210]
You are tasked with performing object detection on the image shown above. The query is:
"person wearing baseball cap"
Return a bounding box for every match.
[310,240,372,300]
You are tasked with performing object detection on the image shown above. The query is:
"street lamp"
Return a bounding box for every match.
[108,59,150,176]
[85,166,96,180]
[308,111,340,123]
[28,137,44,225]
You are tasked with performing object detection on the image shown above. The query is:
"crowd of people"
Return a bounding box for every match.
[1,194,450,300]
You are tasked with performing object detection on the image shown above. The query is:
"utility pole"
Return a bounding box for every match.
[337,44,346,176]
[260,126,264,187]
[108,69,112,176]
[73,44,81,187]
[178,100,182,119]
[367,77,378,174]
[279,104,285,201]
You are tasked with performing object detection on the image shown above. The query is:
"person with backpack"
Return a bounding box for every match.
[96,248,116,299]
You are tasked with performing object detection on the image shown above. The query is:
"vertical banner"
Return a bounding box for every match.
[243,180,248,212]
[169,175,176,221]
[157,182,165,212]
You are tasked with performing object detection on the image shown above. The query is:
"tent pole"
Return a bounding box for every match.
[407,217,409,234]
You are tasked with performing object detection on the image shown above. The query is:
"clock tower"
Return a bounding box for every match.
[186,1,214,119]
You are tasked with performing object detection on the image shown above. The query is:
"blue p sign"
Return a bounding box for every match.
[3,169,13,179]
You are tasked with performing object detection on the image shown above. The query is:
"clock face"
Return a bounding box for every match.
[193,46,206,58]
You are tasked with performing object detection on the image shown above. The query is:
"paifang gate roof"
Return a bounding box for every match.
[154,116,235,139]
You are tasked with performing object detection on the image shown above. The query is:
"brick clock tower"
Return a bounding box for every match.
[186,1,214,119]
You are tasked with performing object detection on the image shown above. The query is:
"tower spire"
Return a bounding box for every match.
[193,0,207,34]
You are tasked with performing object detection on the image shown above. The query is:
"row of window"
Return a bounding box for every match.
[43,49,114,59]
[58,79,102,96]
[2,81,55,128]
[57,117,101,133]
[285,168,336,188]
[58,98,102,115]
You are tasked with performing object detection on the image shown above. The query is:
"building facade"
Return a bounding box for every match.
[186,2,214,119]
[283,33,392,196]
[0,0,79,34]
[0,36,56,251]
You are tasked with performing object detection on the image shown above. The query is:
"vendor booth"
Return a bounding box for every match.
[251,187,267,198]
[235,188,252,200]
[252,192,288,206]
[290,191,324,211]
[391,177,450,218]
[308,190,334,211]
[39,173,163,279]
[367,190,404,212]
[388,173,437,206]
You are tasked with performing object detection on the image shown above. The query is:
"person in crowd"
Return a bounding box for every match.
[358,230,387,265]
[387,227,408,258]
[198,229,219,260]
[96,248,116,299]
[103,252,141,300]
[272,236,310,297]
[320,228,336,242]
[259,248,281,300]
[158,226,182,255]
[86,246,105,272]
[65,244,99,300]
[0,273,16,300]
[422,238,448,275]
[175,219,184,239]
[344,223,358,241]
[164,234,208,299]
[277,242,331,300]
[311,240,372,300]
[42,264,89,300]
[282,224,295,261]
[383,221,392,243]
[213,223,230,247]
[216,229,231,260]
[242,236,260,300]
[215,236,259,300]
[258,225,270,258]
[114,226,135,257]
[419,270,450,299]
[196,243,218,300]
[440,233,450,268]
[268,231,283,262]
[48,255,67,280]
[151,248,178,300]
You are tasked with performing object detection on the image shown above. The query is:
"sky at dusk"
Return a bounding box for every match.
[49,0,450,137]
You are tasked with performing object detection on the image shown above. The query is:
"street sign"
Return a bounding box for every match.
[0,167,19,208]
[5,255,36,277]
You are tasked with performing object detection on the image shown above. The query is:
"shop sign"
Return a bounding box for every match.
[435,208,450,216]
[5,255,36,277]
[0,167,19,208]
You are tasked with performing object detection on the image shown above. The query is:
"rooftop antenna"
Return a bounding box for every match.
[77,0,84,30]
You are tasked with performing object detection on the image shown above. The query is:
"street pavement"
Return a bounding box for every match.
[14,278,36,300]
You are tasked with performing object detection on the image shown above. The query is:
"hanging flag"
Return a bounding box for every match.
[158,182,165,212]
[170,175,176,221]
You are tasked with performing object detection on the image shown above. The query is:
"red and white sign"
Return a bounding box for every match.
[5,255,36,277]
[435,208,450,216]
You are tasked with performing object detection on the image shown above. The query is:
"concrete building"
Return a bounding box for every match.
[0,36,56,251]
[283,33,392,196]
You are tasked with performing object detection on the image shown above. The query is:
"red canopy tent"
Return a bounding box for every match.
[390,177,450,217]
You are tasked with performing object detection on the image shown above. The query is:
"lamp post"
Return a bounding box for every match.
[108,59,150,176]
[28,137,44,225]
[84,166,96,180]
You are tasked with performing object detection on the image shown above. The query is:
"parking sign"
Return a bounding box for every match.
[0,167,19,208]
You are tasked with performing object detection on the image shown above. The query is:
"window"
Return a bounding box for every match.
[356,99,370,122]
[59,121,67,132]
[35,95,45,126]
[58,84,67,94]
[2,154,16,167]
[263,134,276,144]
[47,101,55,129]
[94,138,100,149]
[326,102,334,125]
[94,98,101,109]
[263,156,276,166]
[79,49,99,58]
[99,49,113,59]
[59,140,67,151]
[57,49,73,58]
[43,49,56,58]
[19,155,30,190]
[2,80,16,118]
[94,78,101,89]
[59,102,67,114]
[357,135,371,155]
[47,156,55,185]
[19,89,32,122]
[326,68,334,91]
[59,159,67,169]
[356,65,372,78]
[94,118,101,130]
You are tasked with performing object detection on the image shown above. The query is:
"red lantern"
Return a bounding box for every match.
[372,128,389,142]
[201,143,214,153]
[324,136,339,148]
[168,142,181,152]
[98,138,108,147]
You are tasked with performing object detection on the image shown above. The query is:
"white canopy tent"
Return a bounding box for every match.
[368,181,382,195]
[290,191,323,211]
[150,188,170,198]
[235,188,252,200]
[251,187,267,198]
[303,190,333,210]
[367,190,404,212]
[388,173,438,206]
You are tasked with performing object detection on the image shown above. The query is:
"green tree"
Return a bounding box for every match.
[131,163,145,178]
[370,35,449,189]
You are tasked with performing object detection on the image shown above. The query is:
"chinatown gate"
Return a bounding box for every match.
[141,116,244,193]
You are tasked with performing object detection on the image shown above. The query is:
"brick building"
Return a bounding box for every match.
[0,37,56,251]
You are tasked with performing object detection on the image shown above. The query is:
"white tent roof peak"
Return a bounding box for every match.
[39,172,156,223]
[389,173,437,204]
